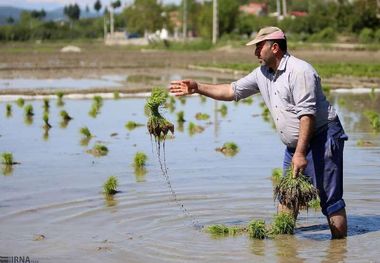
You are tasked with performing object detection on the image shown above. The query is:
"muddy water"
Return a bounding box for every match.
[0,92,379,262]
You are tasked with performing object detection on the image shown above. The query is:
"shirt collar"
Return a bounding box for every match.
[277,52,290,72]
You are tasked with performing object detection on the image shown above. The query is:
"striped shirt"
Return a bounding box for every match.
[231,53,337,148]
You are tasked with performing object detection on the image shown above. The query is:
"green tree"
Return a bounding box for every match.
[122,0,164,34]
[64,3,81,28]
[6,16,15,24]
[94,0,102,15]
[218,0,240,36]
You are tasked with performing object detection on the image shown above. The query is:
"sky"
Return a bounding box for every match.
[0,0,181,10]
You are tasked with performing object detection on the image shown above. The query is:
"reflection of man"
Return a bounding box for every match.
[170,26,348,239]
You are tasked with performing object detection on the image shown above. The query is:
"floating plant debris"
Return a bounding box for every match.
[215,141,239,156]
[125,121,144,131]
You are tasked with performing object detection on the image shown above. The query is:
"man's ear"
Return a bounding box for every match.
[271,43,280,54]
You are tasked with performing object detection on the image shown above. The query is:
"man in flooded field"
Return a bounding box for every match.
[169,26,348,239]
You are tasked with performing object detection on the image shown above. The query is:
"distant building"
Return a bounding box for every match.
[289,11,308,18]
[239,2,268,16]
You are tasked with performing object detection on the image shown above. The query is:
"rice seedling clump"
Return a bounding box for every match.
[134,152,148,168]
[274,169,319,216]
[248,219,268,239]
[145,87,174,139]
[195,112,210,120]
[1,152,15,165]
[103,176,119,195]
[270,212,296,235]
[88,144,108,157]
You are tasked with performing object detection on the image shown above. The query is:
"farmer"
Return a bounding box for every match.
[169,26,348,239]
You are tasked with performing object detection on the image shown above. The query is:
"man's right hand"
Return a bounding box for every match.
[169,80,198,96]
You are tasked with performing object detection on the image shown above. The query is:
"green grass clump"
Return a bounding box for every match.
[16,98,25,107]
[272,168,283,182]
[195,112,210,120]
[145,87,174,139]
[1,152,15,165]
[60,110,73,121]
[176,111,185,123]
[103,176,119,195]
[215,141,239,156]
[274,169,319,217]
[248,219,268,239]
[125,121,144,131]
[270,212,296,235]
[133,152,148,168]
[364,110,380,132]
[24,104,34,117]
[80,126,92,138]
[89,144,108,157]
[6,104,12,117]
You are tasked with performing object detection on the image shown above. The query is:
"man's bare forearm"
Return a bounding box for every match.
[295,115,315,155]
[197,83,235,101]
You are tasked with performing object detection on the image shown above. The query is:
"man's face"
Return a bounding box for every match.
[255,41,276,67]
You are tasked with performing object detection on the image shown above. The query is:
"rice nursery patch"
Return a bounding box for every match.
[215,141,239,156]
[103,176,119,195]
[274,169,319,218]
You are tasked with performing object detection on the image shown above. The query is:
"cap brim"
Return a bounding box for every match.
[245,38,265,46]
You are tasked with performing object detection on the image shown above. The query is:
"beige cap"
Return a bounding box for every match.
[246,26,286,46]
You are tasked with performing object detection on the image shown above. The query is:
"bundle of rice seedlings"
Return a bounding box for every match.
[56,91,64,106]
[270,212,295,235]
[145,87,174,139]
[16,98,25,107]
[6,104,12,117]
[80,127,92,138]
[43,112,52,129]
[248,219,268,239]
[206,225,244,236]
[218,104,228,117]
[24,104,34,117]
[60,110,73,121]
[271,168,283,183]
[188,122,204,136]
[274,168,319,217]
[43,98,50,112]
[1,152,16,165]
[88,144,108,157]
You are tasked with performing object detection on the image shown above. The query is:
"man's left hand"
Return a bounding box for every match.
[292,153,307,178]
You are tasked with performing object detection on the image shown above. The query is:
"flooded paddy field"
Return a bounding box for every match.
[0,89,379,262]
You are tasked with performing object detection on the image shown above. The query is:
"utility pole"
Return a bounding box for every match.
[282,0,287,17]
[276,0,281,19]
[212,0,218,44]
[182,0,187,40]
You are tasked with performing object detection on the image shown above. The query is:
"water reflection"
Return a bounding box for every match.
[321,239,347,263]
[42,128,49,141]
[2,165,13,176]
[274,236,304,263]
[103,194,118,207]
[250,239,265,257]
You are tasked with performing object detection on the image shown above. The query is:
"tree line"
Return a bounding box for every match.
[0,0,379,44]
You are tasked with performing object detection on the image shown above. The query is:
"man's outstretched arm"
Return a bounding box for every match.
[170,80,235,101]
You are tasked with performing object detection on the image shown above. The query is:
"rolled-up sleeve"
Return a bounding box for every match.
[291,68,318,118]
[231,69,260,101]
